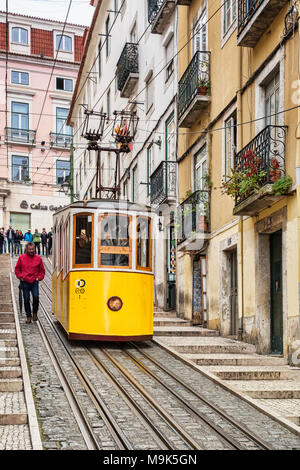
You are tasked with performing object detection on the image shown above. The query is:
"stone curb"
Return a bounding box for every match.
[153,337,300,438]
[9,267,43,450]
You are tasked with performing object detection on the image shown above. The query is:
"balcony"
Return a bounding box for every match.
[237,0,287,47]
[232,125,287,216]
[116,43,139,98]
[148,0,176,34]
[177,190,210,251]
[150,160,177,207]
[178,51,210,128]
[50,132,72,148]
[5,127,36,145]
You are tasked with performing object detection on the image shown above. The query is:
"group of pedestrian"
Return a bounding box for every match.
[0,226,53,256]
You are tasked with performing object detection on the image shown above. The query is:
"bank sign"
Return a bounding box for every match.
[20,200,66,212]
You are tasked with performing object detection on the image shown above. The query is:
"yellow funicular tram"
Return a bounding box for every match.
[51,199,154,341]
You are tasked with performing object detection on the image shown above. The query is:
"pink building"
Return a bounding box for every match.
[0,11,86,233]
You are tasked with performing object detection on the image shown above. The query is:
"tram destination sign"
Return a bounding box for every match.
[20,200,66,212]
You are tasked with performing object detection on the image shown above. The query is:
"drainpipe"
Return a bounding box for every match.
[237,45,245,341]
[296,18,300,343]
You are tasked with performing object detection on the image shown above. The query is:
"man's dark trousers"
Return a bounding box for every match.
[22,280,39,317]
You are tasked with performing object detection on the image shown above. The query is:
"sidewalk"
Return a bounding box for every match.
[0,256,42,450]
[153,310,300,432]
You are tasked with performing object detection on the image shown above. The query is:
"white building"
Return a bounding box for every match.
[68,0,179,310]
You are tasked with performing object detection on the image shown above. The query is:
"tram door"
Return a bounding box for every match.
[192,254,207,325]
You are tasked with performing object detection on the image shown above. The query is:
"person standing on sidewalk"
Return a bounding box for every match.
[15,242,45,323]
[41,228,48,256]
[6,225,15,255]
[14,230,23,255]
[33,229,41,255]
[47,227,53,255]
[0,229,4,254]
[24,229,33,243]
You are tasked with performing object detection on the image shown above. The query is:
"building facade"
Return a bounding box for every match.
[177,0,300,362]
[0,11,85,233]
[68,0,178,310]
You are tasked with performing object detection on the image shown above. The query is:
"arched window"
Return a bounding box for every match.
[12,27,28,44]
[56,34,72,52]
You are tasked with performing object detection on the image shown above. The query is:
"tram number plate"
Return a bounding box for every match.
[75,279,86,295]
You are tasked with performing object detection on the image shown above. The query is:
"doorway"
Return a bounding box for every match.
[270,230,283,354]
[192,254,207,325]
[229,249,238,335]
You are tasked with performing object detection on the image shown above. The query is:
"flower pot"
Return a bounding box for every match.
[198,86,208,95]
[269,170,281,182]
[198,216,208,232]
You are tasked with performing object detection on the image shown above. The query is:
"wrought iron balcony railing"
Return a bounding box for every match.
[148,0,176,33]
[176,190,210,245]
[237,0,264,35]
[5,127,36,144]
[50,132,73,148]
[178,51,210,124]
[233,125,287,206]
[150,160,177,206]
[237,0,287,46]
[116,43,139,96]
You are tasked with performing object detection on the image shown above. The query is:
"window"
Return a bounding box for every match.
[130,22,137,43]
[193,9,207,54]
[76,173,79,195]
[56,160,70,184]
[99,214,131,268]
[146,73,154,113]
[265,72,280,127]
[79,162,82,186]
[12,27,28,44]
[166,36,174,82]
[56,34,72,52]
[10,212,30,234]
[84,152,87,175]
[136,216,152,271]
[56,77,73,92]
[11,71,29,86]
[12,102,29,130]
[166,115,175,161]
[74,214,93,267]
[194,145,207,191]
[89,188,93,200]
[123,180,128,199]
[223,0,237,36]
[12,155,29,182]
[56,107,73,136]
[147,144,154,196]
[98,40,102,76]
[132,166,138,202]
[105,16,110,57]
[224,112,237,177]
[106,89,110,118]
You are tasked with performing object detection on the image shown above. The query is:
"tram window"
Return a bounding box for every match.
[101,253,129,267]
[98,213,132,268]
[137,217,151,270]
[101,214,129,247]
[74,214,93,266]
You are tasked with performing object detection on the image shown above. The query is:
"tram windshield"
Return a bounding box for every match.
[75,214,93,265]
[99,214,131,268]
[137,216,151,270]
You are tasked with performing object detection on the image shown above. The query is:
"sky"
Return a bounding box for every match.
[0,0,94,26]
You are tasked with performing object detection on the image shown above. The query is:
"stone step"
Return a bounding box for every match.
[0,340,18,348]
[154,311,177,318]
[0,367,22,379]
[0,392,27,425]
[0,314,15,323]
[0,379,23,392]
[184,354,287,366]
[154,326,220,337]
[227,380,300,399]
[286,416,300,426]
[0,323,16,330]
[172,343,256,354]
[154,318,193,327]
[0,358,20,367]
[0,347,19,358]
[0,304,13,312]
[0,330,17,340]
[210,367,300,381]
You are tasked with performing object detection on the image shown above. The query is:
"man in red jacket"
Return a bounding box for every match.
[15,242,45,323]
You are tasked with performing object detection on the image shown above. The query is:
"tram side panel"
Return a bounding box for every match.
[68,271,154,340]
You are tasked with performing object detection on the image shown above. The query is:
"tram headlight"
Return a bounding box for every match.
[107,296,123,311]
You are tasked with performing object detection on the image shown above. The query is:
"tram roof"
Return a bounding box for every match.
[53,199,152,216]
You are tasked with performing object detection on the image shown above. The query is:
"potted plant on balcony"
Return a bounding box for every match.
[198,79,210,95]
[269,158,281,182]
[197,199,208,232]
